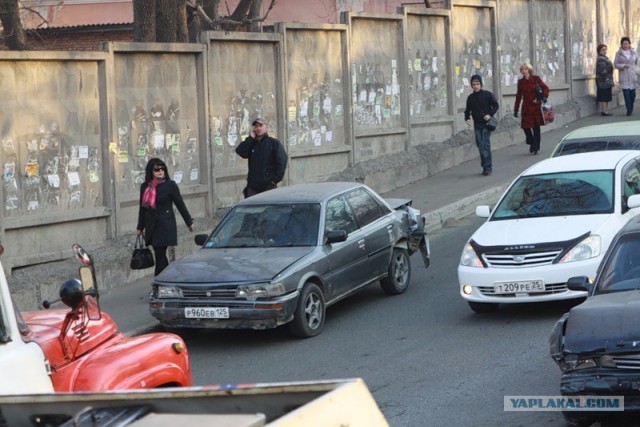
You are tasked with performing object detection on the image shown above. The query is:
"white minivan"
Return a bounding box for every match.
[458,151,640,312]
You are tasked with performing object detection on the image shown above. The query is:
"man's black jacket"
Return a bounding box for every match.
[464,89,499,128]
[235,133,288,191]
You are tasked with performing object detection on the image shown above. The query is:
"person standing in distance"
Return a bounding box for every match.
[614,36,638,116]
[235,118,288,198]
[464,74,499,176]
[137,158,194,276]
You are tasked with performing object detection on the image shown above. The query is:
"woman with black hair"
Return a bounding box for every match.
[137,158,194,276]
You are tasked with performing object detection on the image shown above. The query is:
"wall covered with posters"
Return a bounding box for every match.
[497,0,530,98]
[348,14,407,161]
[280,24,351,185]
[532,0,567,89]
[205,33,281,207]
[110,46,210,235]
[451,4,494,128]
[0,54,110,269]
[569,0,597,97]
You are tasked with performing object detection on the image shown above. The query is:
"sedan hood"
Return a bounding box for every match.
[474,215,609,244]
[155,247,314,283]
[564,291,640,354]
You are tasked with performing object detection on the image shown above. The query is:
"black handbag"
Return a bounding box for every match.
[486,116,498,131]
[535,79,545,101]
[130,235,155,270]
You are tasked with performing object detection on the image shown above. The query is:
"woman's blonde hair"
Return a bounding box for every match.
[520,63,533,72]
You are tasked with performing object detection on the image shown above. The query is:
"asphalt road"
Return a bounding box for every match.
[177,215,580,427]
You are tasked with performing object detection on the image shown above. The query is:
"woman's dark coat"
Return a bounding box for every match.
[137,180,193,247]
[514,75,549,129]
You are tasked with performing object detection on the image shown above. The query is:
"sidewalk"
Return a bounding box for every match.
[101,105,636,335]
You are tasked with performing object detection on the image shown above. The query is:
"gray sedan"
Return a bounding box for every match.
[149,182,429,338]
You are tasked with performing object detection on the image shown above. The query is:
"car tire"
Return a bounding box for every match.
[289,283,325,338]
[380,248,411,295]
[467,301,499,313]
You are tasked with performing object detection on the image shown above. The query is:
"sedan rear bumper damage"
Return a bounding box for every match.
[149,291,299,330]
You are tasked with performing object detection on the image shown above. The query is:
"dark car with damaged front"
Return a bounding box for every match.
[550,214,640,418]
[149,182,429,338]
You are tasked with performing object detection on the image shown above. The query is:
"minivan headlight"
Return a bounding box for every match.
[460,243,483,267]
[559,235,601,263]
[236,282,286,300]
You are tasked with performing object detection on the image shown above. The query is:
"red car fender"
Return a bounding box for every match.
[52,332,191,391]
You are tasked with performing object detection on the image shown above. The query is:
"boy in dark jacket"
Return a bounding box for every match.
[464,74,499,176]
[235,118,288,198]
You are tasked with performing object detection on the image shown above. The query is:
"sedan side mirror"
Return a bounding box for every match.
[567,276,593,293]
[195,234,208,246]
[325,230,347,245]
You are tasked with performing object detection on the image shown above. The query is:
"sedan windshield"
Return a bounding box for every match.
[492,170,614,219]
[205,203,321,248]
[596,233,640,294]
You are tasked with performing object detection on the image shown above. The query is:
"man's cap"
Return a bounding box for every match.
[252,118,267,126]
[470,74,483,86]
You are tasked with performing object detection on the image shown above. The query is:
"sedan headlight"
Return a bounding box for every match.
[559,235,601,263]
[236,282,286,300]
[460,243,483,267]
[156,285,182,298]
[560,357,597,372]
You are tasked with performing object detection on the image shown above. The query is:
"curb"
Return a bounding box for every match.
[423,184,509,233]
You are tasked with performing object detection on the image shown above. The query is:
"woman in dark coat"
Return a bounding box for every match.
[514,63,549,155]
[137,158,194,276]
[596,43,614,116]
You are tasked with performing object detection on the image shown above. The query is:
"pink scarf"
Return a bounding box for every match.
[141,178,164,209]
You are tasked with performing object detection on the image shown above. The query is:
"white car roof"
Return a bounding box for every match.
[523,150,640,175]
[561,120,640,140]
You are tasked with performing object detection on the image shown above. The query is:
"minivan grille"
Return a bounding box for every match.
[483,250,563,267]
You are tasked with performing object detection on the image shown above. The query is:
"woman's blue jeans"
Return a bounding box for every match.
[623,89,636,115]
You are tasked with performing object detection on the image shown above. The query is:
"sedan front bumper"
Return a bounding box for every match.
[562,369,640,410]
[149,291,300,330]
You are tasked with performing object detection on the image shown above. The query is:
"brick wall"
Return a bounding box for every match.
[0,27,133,51]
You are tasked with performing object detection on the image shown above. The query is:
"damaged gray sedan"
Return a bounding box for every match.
[550,212,640,421]
[149,182,429,338]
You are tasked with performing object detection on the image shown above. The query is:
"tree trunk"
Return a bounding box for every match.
[156,0,177,42]
[133,0,157,42]
[247,0,261,32]
[176,0,188,42]
[0,0,27,50]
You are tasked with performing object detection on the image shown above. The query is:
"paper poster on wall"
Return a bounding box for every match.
[190,168,198,181]
[79,146,89,159]
[68,171,81,187]
[174,171,183,184]
[47,175,60,188]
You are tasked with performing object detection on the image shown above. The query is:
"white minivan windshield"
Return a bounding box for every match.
[492,170,614,219]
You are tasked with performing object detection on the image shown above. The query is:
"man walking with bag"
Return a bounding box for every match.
[464,74,499,176]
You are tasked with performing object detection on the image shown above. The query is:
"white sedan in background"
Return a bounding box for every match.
[458,151,640,313]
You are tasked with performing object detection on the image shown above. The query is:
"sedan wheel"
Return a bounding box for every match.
[289,283,325,338]
[380,248,411,295]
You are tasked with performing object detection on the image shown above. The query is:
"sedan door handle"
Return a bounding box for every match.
[358,239,365,250]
